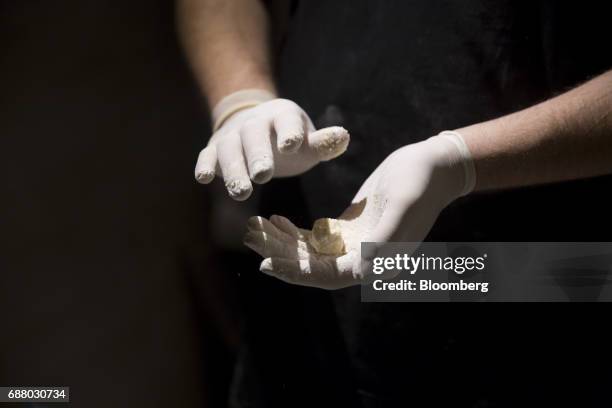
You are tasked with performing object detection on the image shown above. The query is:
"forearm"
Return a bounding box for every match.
[458,70,612,191]
[177,0,277,108]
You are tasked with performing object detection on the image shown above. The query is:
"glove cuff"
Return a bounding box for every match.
[436,130,477,196]
[212,89,276,131]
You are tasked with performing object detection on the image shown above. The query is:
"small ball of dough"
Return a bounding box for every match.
[309,218,346,255]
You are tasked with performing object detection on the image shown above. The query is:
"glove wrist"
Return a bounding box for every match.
[212,89,277,131]
[427,131,476,200]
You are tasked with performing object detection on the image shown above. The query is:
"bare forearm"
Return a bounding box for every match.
[177,0,277,108]
[459,70,612,191]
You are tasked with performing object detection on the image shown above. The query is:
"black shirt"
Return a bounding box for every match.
[239,1,612,407]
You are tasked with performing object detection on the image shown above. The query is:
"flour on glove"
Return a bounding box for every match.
[195,89,349,201]
[243,131,475,289]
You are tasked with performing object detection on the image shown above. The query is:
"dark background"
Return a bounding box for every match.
[1,1,611,408]
[0,1,243,406]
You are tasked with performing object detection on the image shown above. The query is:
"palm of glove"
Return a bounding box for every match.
[244,139,464,289]
[243,209,369,290]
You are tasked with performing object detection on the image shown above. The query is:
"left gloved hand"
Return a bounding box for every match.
[243,131,476,289]
[195,89,350,201]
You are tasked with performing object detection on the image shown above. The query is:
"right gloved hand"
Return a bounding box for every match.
[243,131,476,289]
[195,89,350,201]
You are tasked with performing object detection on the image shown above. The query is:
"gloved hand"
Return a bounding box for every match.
[195,89,350,201]
[243,131,476,289]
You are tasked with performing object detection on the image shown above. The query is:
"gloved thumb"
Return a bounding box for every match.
[306,126,350,161]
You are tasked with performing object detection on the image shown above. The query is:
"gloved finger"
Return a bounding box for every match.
[269,215,312,241]
[247,216,294,242]
[274,111,306,153]
[269,215,303,239]
[194,145,217,184]
[244,231,310,260]
[306,126,350,161]
[241,119,275,184]
[216,133,253,201]
[259,252,362,289]
[259,253,361,289]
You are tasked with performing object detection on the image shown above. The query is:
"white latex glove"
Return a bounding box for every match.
[243,131,476,289]
[195,89,350,201]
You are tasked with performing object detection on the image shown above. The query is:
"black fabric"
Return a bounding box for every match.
[237,1,612,407]
[0,1,208,406]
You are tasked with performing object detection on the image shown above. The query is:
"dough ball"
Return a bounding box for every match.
[309,218,346,255]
